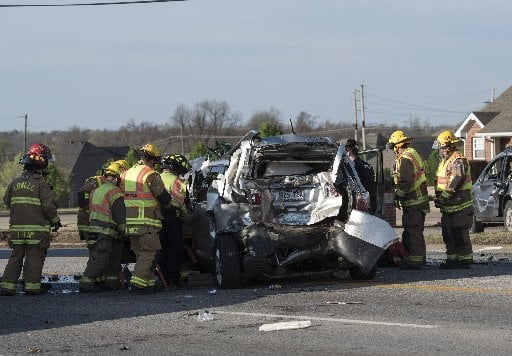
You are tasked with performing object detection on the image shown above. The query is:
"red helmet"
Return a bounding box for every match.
[21,143,54,167]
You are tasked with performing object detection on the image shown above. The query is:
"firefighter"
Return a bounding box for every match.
[76,160,129,241]
[79,163,126,293]
[387,130,430,269]
[433,130,474,269]
[77,175,104,241]
[120,143,172,293]
[158,154,192,287]
[0,144,61,296]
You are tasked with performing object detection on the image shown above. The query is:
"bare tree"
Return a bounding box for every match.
[293,111,316,134]
[247,107,283,131]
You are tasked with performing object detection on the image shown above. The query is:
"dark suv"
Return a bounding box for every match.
[472,147,512,232]
[188,131,397,288]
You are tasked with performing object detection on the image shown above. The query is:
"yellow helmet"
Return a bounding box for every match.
[114,159,130,171]
[433,130,460,149]
[387,130,411,150]
[103,162,122,178]
[139,143,161,160]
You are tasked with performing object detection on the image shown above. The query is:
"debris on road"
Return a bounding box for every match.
[259,320,311,332]
[326,301,364,305]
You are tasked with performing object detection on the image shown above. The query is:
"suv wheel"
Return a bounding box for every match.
[504,201,512,232]
[214,234,241,289]
[349,265,377,280]
[471,214,484,233]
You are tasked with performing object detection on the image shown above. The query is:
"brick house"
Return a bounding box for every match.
[455,85,512,160]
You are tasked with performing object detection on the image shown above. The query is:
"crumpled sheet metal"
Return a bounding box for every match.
[344,210,397,248]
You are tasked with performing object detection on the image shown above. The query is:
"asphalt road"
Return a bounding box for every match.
[1,247,512,355]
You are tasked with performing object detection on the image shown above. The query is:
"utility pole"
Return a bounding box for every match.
[360,84,367,150]
[353,90,359,143]
[180,124,185,155]
[24,114,28,153]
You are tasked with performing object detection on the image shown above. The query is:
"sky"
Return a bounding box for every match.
[1,0,511,133]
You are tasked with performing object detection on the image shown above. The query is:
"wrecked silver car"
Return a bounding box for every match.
[189,131,397,289]
[472,147,512,232]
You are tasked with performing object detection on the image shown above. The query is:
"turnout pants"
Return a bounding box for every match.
[441,207,474,262]
[158,212,184,285]
[80,234,122,290]
[0,236,50,294]
[401,207,427,265]
[129,228,161,289]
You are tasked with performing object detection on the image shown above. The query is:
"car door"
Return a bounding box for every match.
[360,148,384,217]
[473,156,505,219]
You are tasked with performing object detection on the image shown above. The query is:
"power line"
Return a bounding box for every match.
[365,91,468,115]
[0,0,185,7]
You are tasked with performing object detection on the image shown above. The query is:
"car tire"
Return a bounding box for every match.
[214,234,241,289]
[471,214,484,233]
[349,265,377,280]
[504,201,512,232]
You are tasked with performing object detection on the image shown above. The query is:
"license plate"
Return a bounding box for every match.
[279,189,305,201]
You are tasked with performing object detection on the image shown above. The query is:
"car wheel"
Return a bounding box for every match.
[504,201,512,232]
[471,214,484,233]
[214,234,241,289]
[349,265,377,280]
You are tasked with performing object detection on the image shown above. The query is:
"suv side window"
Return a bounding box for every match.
[505,157,512,181]
[482,158,504,181]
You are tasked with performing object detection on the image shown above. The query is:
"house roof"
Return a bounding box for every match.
[454,112,499,137]
[481,85,512,113]
[478,111,512,135]
[477,85,512,135]
[455,86,512,137]
[69,142,130,191]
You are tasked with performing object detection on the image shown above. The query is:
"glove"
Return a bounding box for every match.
[51,220,63,232]
[433,198,442,209]
[394,199,402,210]
[117,224,127,238]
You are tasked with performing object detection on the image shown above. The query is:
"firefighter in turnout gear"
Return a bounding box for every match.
[120,143,172,293]
[158,154,192,287]
[77,160,130,242]
[1,144,61,296]
[433,130,474,269]
[79,163,127,293]
[77,175,104,241]
[387,131,430,269]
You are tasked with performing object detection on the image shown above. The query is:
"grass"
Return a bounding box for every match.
[425,231,512,245]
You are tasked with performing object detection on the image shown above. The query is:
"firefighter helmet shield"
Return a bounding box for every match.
[162,154,191,174]
[103,162,122,178]
[387,130,411,150]
[139,143,161,160]
[433,130,461,149]
[114,159,130,171]
[21,143,54,167]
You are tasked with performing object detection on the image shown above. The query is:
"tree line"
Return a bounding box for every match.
[0,100,456,209]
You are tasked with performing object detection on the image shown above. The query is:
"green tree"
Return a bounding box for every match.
[46,164,70,208]
[424,150,440,186]
[0,154,23,210]
[189,141,208,160]
[259,121,282,137]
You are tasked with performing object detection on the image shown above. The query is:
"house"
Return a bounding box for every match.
[68,142,130,207]
[455,86,512,160]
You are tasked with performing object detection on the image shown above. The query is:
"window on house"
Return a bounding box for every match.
[473,137,485,160]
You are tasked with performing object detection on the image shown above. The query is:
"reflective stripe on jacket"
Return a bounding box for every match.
[393,147,429,208]
[3,170,58,244]
[121,164,162,228]
[436,151,473,213]
[160,172,187,212]
[88,182,124,237]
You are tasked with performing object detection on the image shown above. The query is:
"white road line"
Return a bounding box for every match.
[474,246,503,252]
[213,310,437,329]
